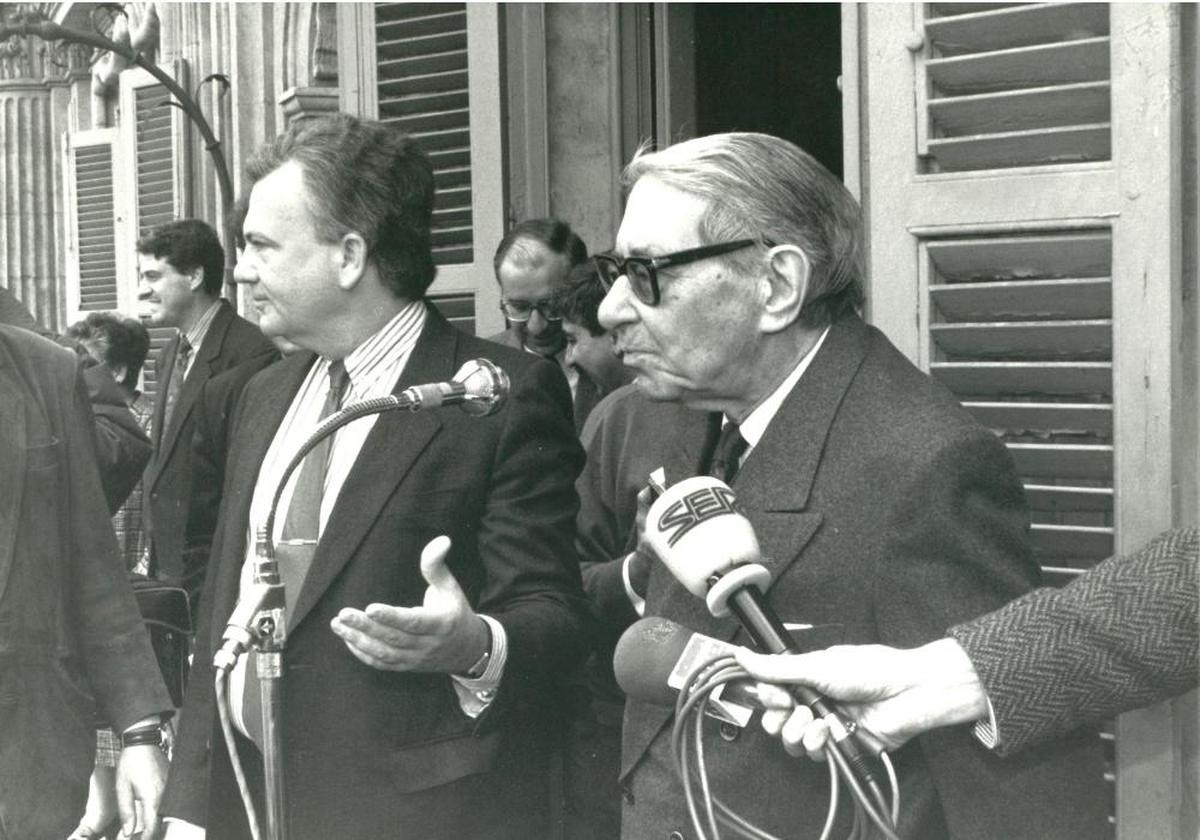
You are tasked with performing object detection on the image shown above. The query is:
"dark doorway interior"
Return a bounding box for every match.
[693,4,843,179]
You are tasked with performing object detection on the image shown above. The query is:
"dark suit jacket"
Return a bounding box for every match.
[580,315,1108,839]
[181,353,279,610]
[0,326,171,840]
[163,305,589,839]
[487,324,602,431]
[145,299,276,582]
[951,527,1199,756]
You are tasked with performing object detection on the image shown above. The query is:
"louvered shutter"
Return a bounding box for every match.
[64,129,129,322]
[858,5,1184,836]
[919,3,1111,173]
[119,64,193,398]
[376,3,474,265]
[338,3,505,336]
[428,292,476,335]
[926,230,1113,583]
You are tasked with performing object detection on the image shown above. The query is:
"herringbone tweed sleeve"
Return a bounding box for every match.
[949,527,1198,758]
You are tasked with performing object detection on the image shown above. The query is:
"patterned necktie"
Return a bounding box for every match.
[243,360,349,747]
[162,336,192,433]
[709,418,748,484]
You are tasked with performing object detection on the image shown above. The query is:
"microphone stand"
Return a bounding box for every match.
[218,360,509,840]
[251,531,288,840]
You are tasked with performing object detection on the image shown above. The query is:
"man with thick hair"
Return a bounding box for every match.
[161,113,588,839]
[554,261,630,403]
[580,132,1107,838]
[138,218,277,590]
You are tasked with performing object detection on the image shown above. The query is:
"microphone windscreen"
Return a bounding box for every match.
[614,617,693,706]
[644,476,761,597]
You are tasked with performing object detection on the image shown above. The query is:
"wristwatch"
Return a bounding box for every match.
[121,721,168,751]
[461,619,494,679]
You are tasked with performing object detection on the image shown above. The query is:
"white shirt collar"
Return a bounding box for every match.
[734,325,831,449]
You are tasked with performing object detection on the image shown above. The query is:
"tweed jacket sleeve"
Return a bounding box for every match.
[949,527,1199,757]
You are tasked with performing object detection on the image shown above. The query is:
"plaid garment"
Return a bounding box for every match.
[95,727,119,767]
[113,392,153,573]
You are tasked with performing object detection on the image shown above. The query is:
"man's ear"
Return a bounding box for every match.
[336,232,369,290]
[108,363,128,385]
[188,267,206,293]
[759,244,810,333]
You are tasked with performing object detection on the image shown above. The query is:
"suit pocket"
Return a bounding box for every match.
[386,728,502,793]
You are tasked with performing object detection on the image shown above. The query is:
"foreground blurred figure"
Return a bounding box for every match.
[161,114,588,839]
[0,324,171,840]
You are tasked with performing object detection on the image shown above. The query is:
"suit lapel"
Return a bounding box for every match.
[622,317,873,779]
[290,307,457,629]
[155,302,234,475]
[730,316,871,587]
[207,351,315,645]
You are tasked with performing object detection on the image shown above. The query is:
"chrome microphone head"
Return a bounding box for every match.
[453,358,509,416]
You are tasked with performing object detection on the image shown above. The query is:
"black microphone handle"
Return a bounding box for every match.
[725,585,882,783]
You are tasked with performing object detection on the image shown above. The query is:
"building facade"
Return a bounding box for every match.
[1,2,1195,836]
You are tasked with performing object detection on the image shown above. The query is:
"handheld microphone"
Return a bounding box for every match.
[644,476,881,782]
[615,616,764,728]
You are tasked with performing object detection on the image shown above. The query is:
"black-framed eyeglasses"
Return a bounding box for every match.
[499,298,562,323]
[593,239,761,306]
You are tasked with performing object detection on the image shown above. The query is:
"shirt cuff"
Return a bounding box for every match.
[163,817,206,839]
[971,697,1000,749]
[451,614,507,718]
[622,552,647,617]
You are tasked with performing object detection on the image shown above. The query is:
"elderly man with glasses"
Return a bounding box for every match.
[576,132,1107,840]
[488,218,603,430]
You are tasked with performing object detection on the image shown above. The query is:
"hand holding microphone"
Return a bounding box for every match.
[737,639,991,759]
[642,477,885,783]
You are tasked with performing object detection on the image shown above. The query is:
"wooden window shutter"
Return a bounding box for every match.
[926,230,1114,583]
[376,3,474,266]
[338,3,505,336]
[118,62,194,397]
[859,5,1184,835]
[918,3,1112,173]
[63,128,130,322]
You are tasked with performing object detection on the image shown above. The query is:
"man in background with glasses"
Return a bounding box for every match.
[488,218,601,430]
[578,132,1107,839]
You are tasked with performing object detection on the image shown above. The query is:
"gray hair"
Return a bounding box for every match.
[624,132,864,327]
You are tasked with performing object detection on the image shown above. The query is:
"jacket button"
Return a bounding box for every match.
[669,832,685,840]
[621,782,634,805]
[719,722,740,742]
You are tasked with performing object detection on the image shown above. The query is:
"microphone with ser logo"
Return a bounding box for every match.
[643,476,884,791]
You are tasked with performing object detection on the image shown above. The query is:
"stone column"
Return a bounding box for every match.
[0,18,90,331]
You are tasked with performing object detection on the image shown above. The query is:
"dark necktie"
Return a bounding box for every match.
[162,336,192,432]
[709,417,748,484]
[243,360,349,747]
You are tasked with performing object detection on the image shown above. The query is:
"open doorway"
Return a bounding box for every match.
[693,4,843,178]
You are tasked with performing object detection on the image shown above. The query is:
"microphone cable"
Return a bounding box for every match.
[215,667,264,840]
[670,651,902,840]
